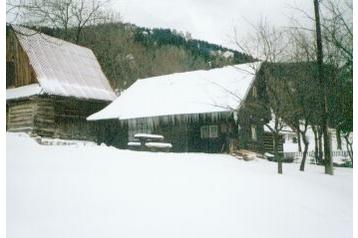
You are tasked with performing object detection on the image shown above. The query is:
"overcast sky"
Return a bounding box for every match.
[115,0,314,50]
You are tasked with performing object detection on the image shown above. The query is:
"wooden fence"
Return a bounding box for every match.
[283,150,350,159]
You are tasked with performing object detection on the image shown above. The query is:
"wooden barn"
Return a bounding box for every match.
[88,62,271,153]
[6,25,117,141]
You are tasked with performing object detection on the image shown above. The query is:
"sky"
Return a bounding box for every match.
[115,0,314,50]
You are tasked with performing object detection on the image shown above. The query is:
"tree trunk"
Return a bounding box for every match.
[313,0,333,175]
[324,130,333,173]
[273,133,282,174]
[300,133,309,171]
[297,130,302,152]
[318,127,323,163]
[344,133,353,166]
[312,126,319,164]
[336,128,342,150]
[75,27,82,43]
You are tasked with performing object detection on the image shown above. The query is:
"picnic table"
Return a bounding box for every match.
[127,133,172,152]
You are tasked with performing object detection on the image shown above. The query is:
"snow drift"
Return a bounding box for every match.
[7,133,352,238]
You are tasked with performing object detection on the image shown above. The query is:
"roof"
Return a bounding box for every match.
[11,25,116,101]
[88,62,262,121]
[6,84,43,100]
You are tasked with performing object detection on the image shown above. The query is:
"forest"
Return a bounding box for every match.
[24,22,254,91]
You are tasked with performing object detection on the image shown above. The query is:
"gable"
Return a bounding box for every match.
[6,30,37,87]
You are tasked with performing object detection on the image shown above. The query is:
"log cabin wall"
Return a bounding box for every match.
[94,119,128,148]
[152,116,236,153]
[7,95,113,142]
[155,122,190,152]
[50,96,111,141]
[234,80,268,154]
[7,98,37,134]
[6,30,37,88]
[33,97,56,137]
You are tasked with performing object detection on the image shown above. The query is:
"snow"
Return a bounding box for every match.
[264,116,352,164]
[12,25,116,101]
[6,84,43,100]
[127,141,141,146]
[134,133,164,140]
[7,132,352,238]
[88,62,261,121]
[264,152,274,157]
[222,50,234,58]
[145,142,173,148]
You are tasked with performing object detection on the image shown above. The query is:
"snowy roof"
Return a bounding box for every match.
[11,25,116,101]
[6,84,43,100]
[88,62,262,121]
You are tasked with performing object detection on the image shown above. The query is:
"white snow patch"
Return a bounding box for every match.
[7,132,352,238]
[145,142,173,148]
[127,141,141,146]
[6,84,43,100]
[134,133,164,140]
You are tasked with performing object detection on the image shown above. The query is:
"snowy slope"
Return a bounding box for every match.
[7,133,352,238]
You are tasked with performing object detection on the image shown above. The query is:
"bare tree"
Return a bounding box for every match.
[234,20,293,174]
[6,0,115,43]
[321,0,353,166]
[282,71,318,172]
[287,0,352,172]
[343,132,353,165]
[287,25,324,170]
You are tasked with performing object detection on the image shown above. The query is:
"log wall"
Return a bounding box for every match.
[33,99,56,137]
[6,96,117,143]
[7,99,36,134]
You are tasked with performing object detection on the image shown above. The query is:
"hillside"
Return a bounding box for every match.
[35,22,254,91]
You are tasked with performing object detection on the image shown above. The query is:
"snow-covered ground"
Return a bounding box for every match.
[7,133,352,238]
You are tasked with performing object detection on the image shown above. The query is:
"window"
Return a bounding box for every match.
[251,125,257,141]
[209,125,218,138]
[201,125,219,139]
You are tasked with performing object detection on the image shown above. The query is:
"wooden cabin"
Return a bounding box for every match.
[88,62,270,153]
[6,25,117,141]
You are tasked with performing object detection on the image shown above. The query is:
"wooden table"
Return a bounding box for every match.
[127,133,172,151]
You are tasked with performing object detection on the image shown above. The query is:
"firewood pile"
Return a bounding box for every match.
[231,149,264,161]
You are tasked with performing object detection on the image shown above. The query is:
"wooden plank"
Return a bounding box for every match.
[8,113,33,120]
[10,104,35,110]
[8,117,33,124]
[8,127,33,132]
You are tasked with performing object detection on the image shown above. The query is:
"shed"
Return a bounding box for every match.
[6,25,117,141]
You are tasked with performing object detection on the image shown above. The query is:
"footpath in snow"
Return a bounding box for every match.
[7,133,352,238]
